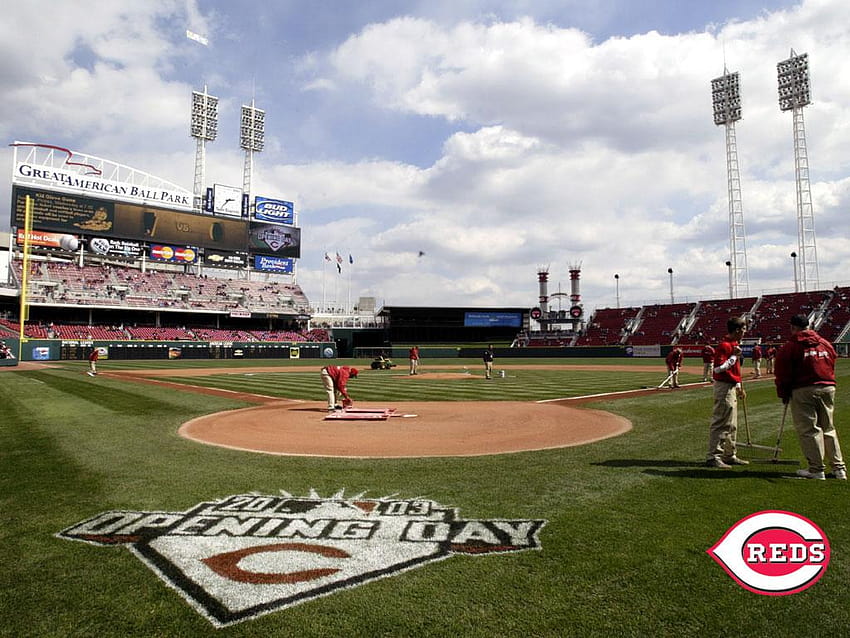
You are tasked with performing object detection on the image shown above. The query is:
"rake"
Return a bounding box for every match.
[745,402,800,466]
[656,369,676,390]
[737,390,778,452]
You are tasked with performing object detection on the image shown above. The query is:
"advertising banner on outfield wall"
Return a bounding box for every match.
[13,186,248,251]
[253,196,294,225]
[253,255,294,273]
[248,222,301,258]
[149,244,199,264]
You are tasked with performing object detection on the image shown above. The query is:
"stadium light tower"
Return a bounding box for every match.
[240,100,265,214]
[711,68,749,298]
[190,87,218,212]
[778,50,818,291]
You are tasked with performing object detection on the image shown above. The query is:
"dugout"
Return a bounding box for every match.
[377,306,529,344]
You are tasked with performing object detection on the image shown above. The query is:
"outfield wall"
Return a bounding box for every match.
[356,345,653,359]
[15,340,336,362]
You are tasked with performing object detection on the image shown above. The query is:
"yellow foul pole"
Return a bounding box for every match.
[18,195,34,359]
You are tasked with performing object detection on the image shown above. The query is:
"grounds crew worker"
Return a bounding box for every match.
[483,345,495,380]
[774,314,846,480]
[665,347,683,388]
[321,365,358,411]
[701,343,715,382]
[87,347,99,377]
[705,316,749,468]
[409,345,420,375]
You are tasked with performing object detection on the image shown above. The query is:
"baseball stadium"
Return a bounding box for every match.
[3,77,850,637]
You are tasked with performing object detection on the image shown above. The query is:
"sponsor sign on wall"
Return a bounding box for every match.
[254,255,294,273]
[58,491,545,627]
[149,244,199,264]
[248,222,301,258]
[87,236,145,258]
[253,196,294,225]
[13,186,248,251]
[16,228,81,252]
[203,249,249,269]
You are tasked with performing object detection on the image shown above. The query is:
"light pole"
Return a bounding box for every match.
[778,50,819,291]
[725,261,733,299]
[711,68,750,297]
[190,87,218,212]
[791,251,799,292]
[667,268,674,304]
[240,100,265,216]
[614,274,620,309]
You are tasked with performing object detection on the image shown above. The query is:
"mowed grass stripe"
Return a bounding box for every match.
[151,367,693,402]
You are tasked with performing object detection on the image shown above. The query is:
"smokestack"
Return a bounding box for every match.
[569,262,581,305]
[537,268,549,313]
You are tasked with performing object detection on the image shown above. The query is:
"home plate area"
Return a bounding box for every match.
[325,407,418,420]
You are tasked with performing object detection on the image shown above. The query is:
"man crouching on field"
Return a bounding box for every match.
[320,365,359,411]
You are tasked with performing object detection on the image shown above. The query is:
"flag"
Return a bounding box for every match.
[349,254,354,264]
[324,252,331,262]
[186,30,209,46]
[336,252,343,264]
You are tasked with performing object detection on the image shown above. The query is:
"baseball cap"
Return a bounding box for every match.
[349,367,359,377]
[790,314,809,328]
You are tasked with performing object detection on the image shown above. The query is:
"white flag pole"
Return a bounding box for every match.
[321,251,327,311]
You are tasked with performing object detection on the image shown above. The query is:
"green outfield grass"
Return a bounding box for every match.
[1,358,848,637]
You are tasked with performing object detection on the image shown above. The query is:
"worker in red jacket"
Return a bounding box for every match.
[765,345,777,375]
[751,343,763,378]
[408,346,420,375]
[701,344,715,382]
[664,347,683,388]
[774,314,845,480]
[320,365,359,411]
[705,317,749,468]
[87,347,99,377]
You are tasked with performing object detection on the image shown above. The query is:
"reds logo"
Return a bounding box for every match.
[707,510,830,595]
[58,491,545,626]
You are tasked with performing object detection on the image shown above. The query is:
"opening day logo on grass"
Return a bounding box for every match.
[707,510,830,596]
[58,491,546,627]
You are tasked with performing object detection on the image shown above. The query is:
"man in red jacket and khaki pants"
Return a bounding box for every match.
[775,314,846,480]
[320,365,359,412]
[706,317,750,468]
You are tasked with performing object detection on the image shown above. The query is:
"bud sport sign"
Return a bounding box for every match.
[57,491,546,627]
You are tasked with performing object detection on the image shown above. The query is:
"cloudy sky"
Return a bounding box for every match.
[2,0,848,314]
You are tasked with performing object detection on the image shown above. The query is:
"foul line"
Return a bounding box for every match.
[538,381,707,404]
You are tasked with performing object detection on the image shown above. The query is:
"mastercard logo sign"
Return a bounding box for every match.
[151,245,197,263]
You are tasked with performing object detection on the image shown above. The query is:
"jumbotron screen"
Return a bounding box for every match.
[13,186,248,251]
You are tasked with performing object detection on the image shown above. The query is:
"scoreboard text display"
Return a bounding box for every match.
[13,186,247,251]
